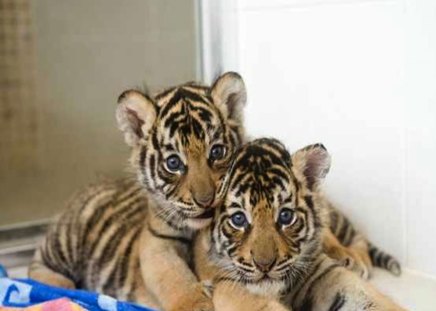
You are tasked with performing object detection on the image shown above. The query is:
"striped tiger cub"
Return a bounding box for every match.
[29,72,248,311]
[194,138,405,311]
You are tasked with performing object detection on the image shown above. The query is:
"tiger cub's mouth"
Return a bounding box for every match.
[193,209,214,219]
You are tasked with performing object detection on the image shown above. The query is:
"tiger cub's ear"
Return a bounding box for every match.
[116,90,157,147]
[211,72,247,124]
[291,143,331,191]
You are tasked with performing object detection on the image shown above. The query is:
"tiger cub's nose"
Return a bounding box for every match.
[252,255,277,273]
[193,192,215,208]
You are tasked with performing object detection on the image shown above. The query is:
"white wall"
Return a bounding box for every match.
[219,0,436,278]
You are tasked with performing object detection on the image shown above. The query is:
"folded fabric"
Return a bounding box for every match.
[0,278,155,311]
[0,267,7,279]
[0,297,85,311]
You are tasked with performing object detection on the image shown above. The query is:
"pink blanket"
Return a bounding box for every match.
[0,298,86,311]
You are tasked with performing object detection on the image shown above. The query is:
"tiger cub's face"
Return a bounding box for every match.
[211,139,330,295]
[116,73,246,229]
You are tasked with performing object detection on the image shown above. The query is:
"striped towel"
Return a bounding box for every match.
[0,277,155,311]
[0,298,85,311]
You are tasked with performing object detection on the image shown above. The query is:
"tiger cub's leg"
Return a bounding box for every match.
[323,229,372,279]
[28,248,75,289]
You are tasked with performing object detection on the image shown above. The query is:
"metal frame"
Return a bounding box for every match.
[196,0,240,84]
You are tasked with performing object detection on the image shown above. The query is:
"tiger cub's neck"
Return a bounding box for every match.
[143,188,196,239]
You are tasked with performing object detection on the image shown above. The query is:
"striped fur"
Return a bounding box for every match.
[30,180,149,301]
[194,138,405,311]
[29,72,247,311]
[28,70,399,310]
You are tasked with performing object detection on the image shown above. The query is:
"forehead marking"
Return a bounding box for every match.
[228,141,293,207]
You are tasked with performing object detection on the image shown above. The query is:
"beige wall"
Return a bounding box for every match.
[0,0,198,226]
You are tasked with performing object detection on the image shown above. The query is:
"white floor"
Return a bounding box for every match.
[8,267,436,310]
[371,269,436,311]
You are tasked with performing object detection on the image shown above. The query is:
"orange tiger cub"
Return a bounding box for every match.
[194,138,405,311]
[29,72,247,311]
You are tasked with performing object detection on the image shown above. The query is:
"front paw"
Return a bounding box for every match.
[169,286,214,311]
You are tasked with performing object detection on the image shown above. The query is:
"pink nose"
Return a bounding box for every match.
[252,256,276,273]
[193,193,214,208]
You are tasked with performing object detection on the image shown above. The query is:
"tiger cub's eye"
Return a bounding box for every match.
[209,144,226,161]
[278,208,295,226]
[230,212,248,229]
[165,155,184,173]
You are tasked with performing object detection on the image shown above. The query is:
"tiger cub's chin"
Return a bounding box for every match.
[186,217,214,230]
[245,280,287,298]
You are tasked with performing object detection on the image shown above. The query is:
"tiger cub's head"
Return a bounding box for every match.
[211,138,330,296]
[116,72,246,229]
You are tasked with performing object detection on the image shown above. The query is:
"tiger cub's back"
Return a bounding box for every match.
[32,178,148,301]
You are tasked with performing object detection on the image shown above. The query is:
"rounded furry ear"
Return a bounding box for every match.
[291,143,331,191]
[116,90,156,147]
[210,72,247,124]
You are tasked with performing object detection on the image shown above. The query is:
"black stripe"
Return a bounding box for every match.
[65,217,75,268]
[342,225,356,247]
[155,86,176,101]
[329,209,339,232]
[328,292,346,311]
[46,230,75,282]
[139,147,147,171]
[300,296,313,311]
[151,131,159,150]
[147,226,191,245]
[96,225,128,268]
[304,195,321,227]
[159,89,183,118]
[337,218,349,243]
[118,228,141,288]
[149,154,156,182]
[102,257,119,296]
[382,253,390,268]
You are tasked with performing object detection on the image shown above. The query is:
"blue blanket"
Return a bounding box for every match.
[0,266,155,311]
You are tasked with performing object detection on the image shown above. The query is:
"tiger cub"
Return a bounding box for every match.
[29,72,247,311]
[194,138,405,311]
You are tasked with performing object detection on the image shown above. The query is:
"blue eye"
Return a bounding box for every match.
[230,212,248,229]
[166,155,184,172]
[210,145,226,161]
[278,208,295,226]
